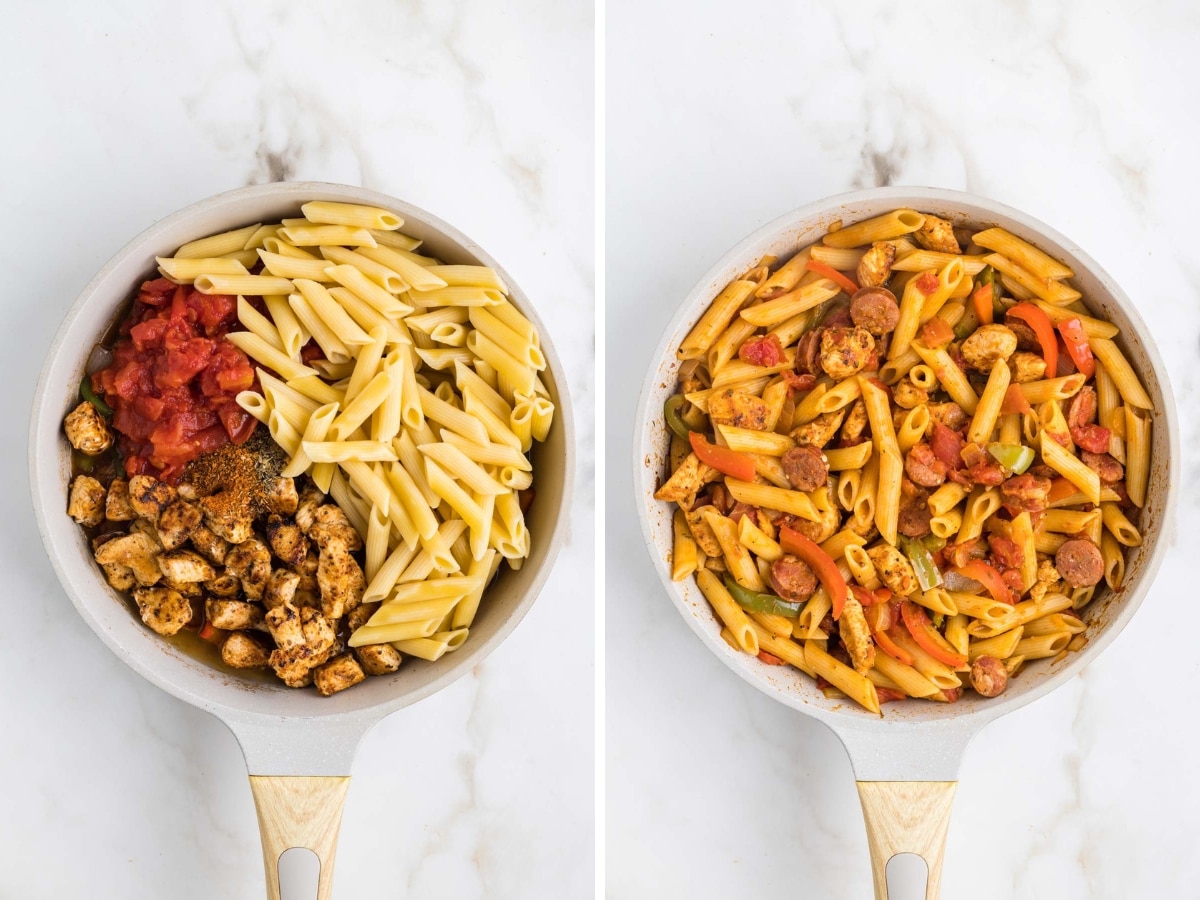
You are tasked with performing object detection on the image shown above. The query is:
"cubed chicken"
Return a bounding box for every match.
[105,478,136,521]
[205,599,265,631]
[707,389,771,431]
[820,326,876,380]
[132,585,191,635]
[162,578,202,598]
[266,514,309,567]
[63,401,113,455]
[157,549,216,583]
[313,654,366,696]
[221,632,271,669]
[839,594,876,674]
[866,544,918,596]
[264,568,301,610]
[205,570,242,598]
[157,499,203,550]
[913,213,961,254]
[308,505,363,552]
[355,644,403,676]
[961,324,1018,373]
[94,531,162,586]
[840,399,869,444]
[682,506,723,557]
[892,379,928,410]
[294,486,326,534]
[266,604,338,688]
[199,492,254,544]
[101,562,137,592]
[345,602,379,633]
[317,541,366,620]
[926,402,968,433]
[128,475,177,524]
[225,538,272,600]
[1008,351,1047,384]
[68,475,107,527]
[790,408,848,449]
[654,453,721,504]
[189,524,229,565]
[856,241,896,289]
[265,477,300,515]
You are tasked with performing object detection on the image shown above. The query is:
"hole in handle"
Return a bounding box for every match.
[885,852,929,900]
[278,847,321,900]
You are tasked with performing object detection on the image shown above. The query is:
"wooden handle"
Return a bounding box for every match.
[249,775,350,900]
[856,781,957,900]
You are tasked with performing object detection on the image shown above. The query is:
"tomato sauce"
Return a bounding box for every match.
[91,278,257,483]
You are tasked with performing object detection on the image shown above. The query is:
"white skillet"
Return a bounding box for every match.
[30,182,574,899]
[635,187,1176,899]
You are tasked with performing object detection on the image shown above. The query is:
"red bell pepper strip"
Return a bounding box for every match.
[951,559,1016,605]
[900,601,968,668]
[757,650,787,666]
[874,627,915,666]
[688,431,756,482]
[806,259,860,296]
[1000,384,1033,415]
[972,282,994,325]
[1007,302,1057,380]
[1057,317,1095,377]
[779,525,849,620]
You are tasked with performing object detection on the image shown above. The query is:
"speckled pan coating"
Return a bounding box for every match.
[635,187,1176,781]
[31,182,574,776]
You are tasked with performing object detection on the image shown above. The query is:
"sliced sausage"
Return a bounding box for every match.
[905,442,948,488]
[1055,538,1104,587]
[781,445,829,492]
[969,656,1008,697]
[1067,386,1098,429]
[898,479,932,539]
[1000,474,1052,513]
[1004,314,1040,351]
[927,402,968,433]
[769,555,817,603]
[849,287,900,336]
[795,329,823,376]
[1081,451,1124,485]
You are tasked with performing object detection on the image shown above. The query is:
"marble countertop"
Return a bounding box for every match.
[606,2,1198,897]
[1,2,593,898]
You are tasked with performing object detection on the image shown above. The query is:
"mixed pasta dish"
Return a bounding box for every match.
[64,201,553,695]
[656,208,1151,713]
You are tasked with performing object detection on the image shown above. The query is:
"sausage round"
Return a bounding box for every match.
[1067,386,1098,429]
[769,555,818,603]
[849,287,901,336]
[1082,451,1124,484]
[969,656,1008,697]
[1000,474,1052,513]
[781,445,829,492]
[1004,314,1040,351]
[1055,538,1105,587]
[905,442,948,488]
[898,492,932,538]
[795,329,823,376]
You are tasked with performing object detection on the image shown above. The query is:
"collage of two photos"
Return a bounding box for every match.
[5,1,1197,898]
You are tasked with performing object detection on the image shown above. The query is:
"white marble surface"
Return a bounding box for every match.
[607,1,1198,897]
[2,3,593,898]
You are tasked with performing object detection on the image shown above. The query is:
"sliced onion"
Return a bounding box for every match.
[942,570,983,593]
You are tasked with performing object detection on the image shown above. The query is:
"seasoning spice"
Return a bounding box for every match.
[183,430,287,518]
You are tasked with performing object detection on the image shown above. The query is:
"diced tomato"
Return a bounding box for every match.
[756,650,787,666]
[782,370,816,393]
[1000,384,1033,415]
[920,318,954,348]
[876,687,907,704]
[960,442,987,469]
[1058,317,1095,377]
[988,534,1024,570]
[738,334,786,367]
[1071,424,1111,454]
[300,340,324,364]
[915,271,939,295]
[931,423,965,470]
[849,584,878,607]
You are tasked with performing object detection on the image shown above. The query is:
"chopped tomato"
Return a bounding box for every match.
[972,282,994,325]
[1071,423,1111,454]
[915,271,939,295]
[757,650,786,666]
[849,584,886,607]
[900,601,968,667]
[738,334,786,367]
[688,432,757,482]
[988,534,1024,570]
[1000,384,1033,415]
[1057,318,1095,377]
[920,317,954,349]
[806,259,860,296]
[931,423,965,470]
[1047,477,1077,504]
[876,687,907,704]
[782,370,816,393]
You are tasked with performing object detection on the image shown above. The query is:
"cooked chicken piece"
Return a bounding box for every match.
[225,538,272,600]
[266,604,338,688]
[68,475,106,527]
[820,327,876,380]
[132,585,191,635]
[294,486,326,534]
[94,531,162,586]
[221,632,271,669]
[156,500,203,550]
[845,515,879,542]
[654,453,722,504]
[707,389,772,431]
[926,402,968,433]
[101,562,136,592]
[265,477,300,515]
[856,241,896,289]
[199,492,254,543]
[128,475,177,524]
[790,408,848,449]
[1008,351,1047,384]
[157,549,216,583]
[266,514,309,567]
[162,578,202,598]
[176,483,199,501]
[317,541,366,620]
[206,570,242,598]
[346,602,379,633]
[295,548,320,594]
[785,489,840,545]
[839,594,876,674]
[682,506,723,557]
[892,379,928,410]
[355,644,403,676]
[961,325,1018,373]
[64,400,113,455]
[264,568,301,610]
[1028,558,1063,604]
[205,599,265,631]
[866,544,918,596]
[313,654,366,696]
[840,399,869,444]
[913,213,961,254]
[308,505,363,552]
[105,478,136,521]
[189,524,229,565]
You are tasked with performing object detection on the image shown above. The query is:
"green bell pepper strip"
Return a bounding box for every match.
[987,442,1034,475]
[723,576,803,617]
[920,534,947,554]
[663,394,697,441]
[80,374,113,417]
[953,304,980,341]
[899,536,942,592]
